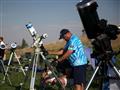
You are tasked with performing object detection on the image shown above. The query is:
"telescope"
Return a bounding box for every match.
[76,0,120,90]
[0,41,6,50]
[26,23,48,47]
[10,42,17,50]
[76,0,120,40]
[76,0,120,56]
[76,0,99,39]
[24,23,64,90]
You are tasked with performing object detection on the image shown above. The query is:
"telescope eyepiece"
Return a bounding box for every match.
[0,41,6,49]
[11,42,17,49]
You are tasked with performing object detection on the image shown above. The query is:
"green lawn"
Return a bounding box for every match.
[0,55,120,90]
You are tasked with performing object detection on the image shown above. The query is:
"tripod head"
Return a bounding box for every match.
[76,0,120,61]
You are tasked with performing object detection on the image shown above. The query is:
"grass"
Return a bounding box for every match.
[0,65,102,90]
[0,61,120,90]
[0,51,120,90]
[0,72,24,90]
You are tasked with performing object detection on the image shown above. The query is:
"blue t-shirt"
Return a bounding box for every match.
[64,34,87,66]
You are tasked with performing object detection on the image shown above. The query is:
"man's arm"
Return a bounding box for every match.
[58,50,73,62]
[48,49,64,55]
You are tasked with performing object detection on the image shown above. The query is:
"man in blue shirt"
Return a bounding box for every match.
[49,29,87,90]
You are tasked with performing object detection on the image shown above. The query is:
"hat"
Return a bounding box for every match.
[59,29,70,39]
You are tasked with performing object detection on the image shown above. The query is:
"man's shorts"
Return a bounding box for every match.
[73,64,86,85]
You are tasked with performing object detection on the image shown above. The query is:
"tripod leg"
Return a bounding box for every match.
[14,52,26,76]
[40,52,65,90]
[19,55,35,90]
[85,61,102,90]
[109,61,120,78]
[3,52,13,82]
[0,60,12,85]
[30,54,39,90]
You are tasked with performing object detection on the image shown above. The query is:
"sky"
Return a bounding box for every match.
[0,0,120,46]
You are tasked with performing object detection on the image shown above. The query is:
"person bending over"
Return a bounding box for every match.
[48,29,87,90]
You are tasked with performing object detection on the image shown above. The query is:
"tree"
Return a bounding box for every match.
[21,38,28,48]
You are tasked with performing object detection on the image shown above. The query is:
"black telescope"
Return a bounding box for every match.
[76,0,100,39]
[76,1,120,90]
[76,0,120,53]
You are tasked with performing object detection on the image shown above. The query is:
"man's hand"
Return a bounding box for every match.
[57,50,73,62]
[51,59,59,67]
[57,58,63,62]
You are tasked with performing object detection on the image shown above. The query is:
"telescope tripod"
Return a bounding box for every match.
[85,58,120,90]
[3,49,26,84]
[0,59,12,85]
[20,46,64,90]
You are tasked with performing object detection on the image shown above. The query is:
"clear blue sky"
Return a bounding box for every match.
[0,0,120,45]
